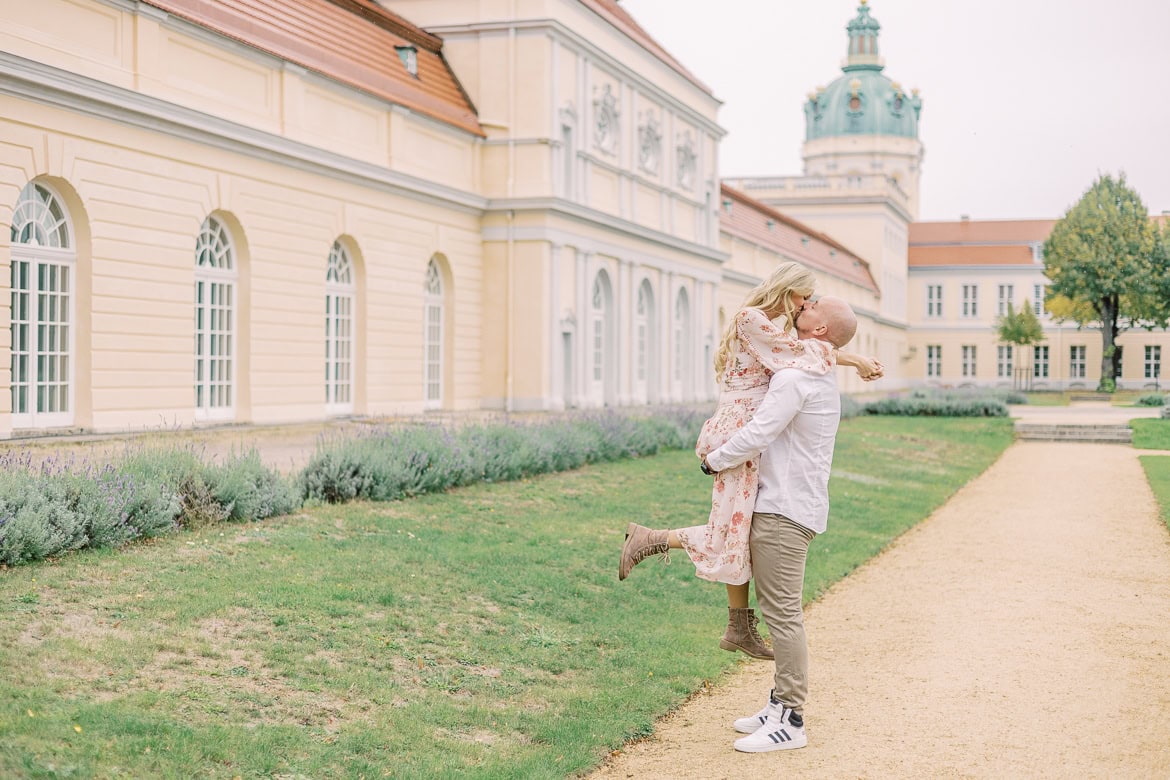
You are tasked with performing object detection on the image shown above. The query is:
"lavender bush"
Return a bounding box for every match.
[0,445,294,566]
[2,408,709,566]
[300,408,708,504]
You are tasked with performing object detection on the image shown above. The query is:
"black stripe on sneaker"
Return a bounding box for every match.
[767,729,791,743]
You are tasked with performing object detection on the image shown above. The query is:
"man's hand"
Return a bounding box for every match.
[855,356,884,381]
[699,456,716,476]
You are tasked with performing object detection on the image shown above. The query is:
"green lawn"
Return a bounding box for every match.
[1140,457,1170,533]
[0,417,1013,778]
[1132,418,1170,450]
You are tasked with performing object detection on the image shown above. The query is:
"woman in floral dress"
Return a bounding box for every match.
[618,262,882,658]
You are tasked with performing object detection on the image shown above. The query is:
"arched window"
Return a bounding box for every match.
[673,287,691,394]
[194,216,236,420]
[424,259,443,408]
[9,182,74,428]
[633,279,655,404]
[325,241,354,413]
[589,270,613,405]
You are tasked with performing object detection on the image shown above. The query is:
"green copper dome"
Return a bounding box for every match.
[803,1,922,140]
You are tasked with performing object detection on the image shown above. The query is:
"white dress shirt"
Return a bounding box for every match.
[704,367,841,534]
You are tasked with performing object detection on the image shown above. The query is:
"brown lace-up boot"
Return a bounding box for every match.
[719,607,774,659]
[618,522,670,580]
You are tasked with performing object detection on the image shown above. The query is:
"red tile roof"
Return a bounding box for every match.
[908,219,1055,268]
[580,0,714,96]
[142,0,483,136]
[909,219,1056,246]
[719,184,879,294]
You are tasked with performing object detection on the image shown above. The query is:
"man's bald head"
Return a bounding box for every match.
[796,295,857,348]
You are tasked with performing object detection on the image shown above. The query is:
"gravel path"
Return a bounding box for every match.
[592,441,1170,778]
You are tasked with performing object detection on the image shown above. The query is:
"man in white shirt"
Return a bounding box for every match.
[702,295,858,753]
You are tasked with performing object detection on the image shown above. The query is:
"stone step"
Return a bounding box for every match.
[1069,394,1114,402]
[1014,423,1132,443]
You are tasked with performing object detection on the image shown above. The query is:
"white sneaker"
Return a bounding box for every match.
[733,698,771,734]
[733,700,807,753]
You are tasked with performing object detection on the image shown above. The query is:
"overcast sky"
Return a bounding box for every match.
[619,0,1170,222]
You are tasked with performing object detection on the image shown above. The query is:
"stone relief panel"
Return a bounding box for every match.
[637,111,662,176]
[676,130,696,190]
[592,83,619,156]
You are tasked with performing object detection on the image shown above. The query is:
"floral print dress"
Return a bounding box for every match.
[677,308,835,585]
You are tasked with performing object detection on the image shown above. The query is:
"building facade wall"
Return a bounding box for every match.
[907,262,1170,391]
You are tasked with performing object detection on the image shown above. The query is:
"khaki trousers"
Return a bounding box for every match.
[749,511,817,714]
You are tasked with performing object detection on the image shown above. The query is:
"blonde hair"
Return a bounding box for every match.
[713,262,816,377]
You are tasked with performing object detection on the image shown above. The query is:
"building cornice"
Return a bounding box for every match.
[0,51,488,215]
[482,222,724,285]
[485,197,727,263]
[756,194,914,224]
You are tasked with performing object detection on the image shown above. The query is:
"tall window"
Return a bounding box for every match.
[961,345,977,378]
[997,284,1014,316]
[1034,345,1049,378]
[424,259,444,408]
[1145,345,1162,380]
[673,288,691,389]
[962,284,978,318]
[633,280,654,403]
[997,345,1013,378]
[1032,284,1044,316]
[194,216,236,420]
[926,285,942,318]
[589,271,612,404]
[1069,345,1086,379]
[10,182,74,428]
[325,241,354,413]
[926,345,941,378]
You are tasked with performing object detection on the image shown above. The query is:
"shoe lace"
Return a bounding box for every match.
[747,611,766,643]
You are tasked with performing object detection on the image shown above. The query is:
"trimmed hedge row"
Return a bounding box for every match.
[861,397,1009,417]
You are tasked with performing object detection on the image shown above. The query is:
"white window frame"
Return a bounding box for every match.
[997,284,1014,317]
[326,241,355,414]
[1034,345,1049,378]
[997,345,1013,378]
[424,259,444,409]
[961,345,977,378]
[633,280,653,403]
[1032,284,1044,317]
[926,284,942,318]
[673,287,692,394]
[926,344,941,378]
[1069,345,1086,379]
[962,284,978,318]
[588,271,612,405]
[194,216,237,422]
[9,182,75,429]
[1145,345,1161,380]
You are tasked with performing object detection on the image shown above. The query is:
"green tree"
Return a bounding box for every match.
[997,300,1045,347]
[1043,173,1170,392]
[996,301,1045,389]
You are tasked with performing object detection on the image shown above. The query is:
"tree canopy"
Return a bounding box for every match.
[1042,173,1170,391]
[997,301,1045,347]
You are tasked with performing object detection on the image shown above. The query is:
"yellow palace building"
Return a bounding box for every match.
[0,0,892,439]
[2,0,1161,440]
